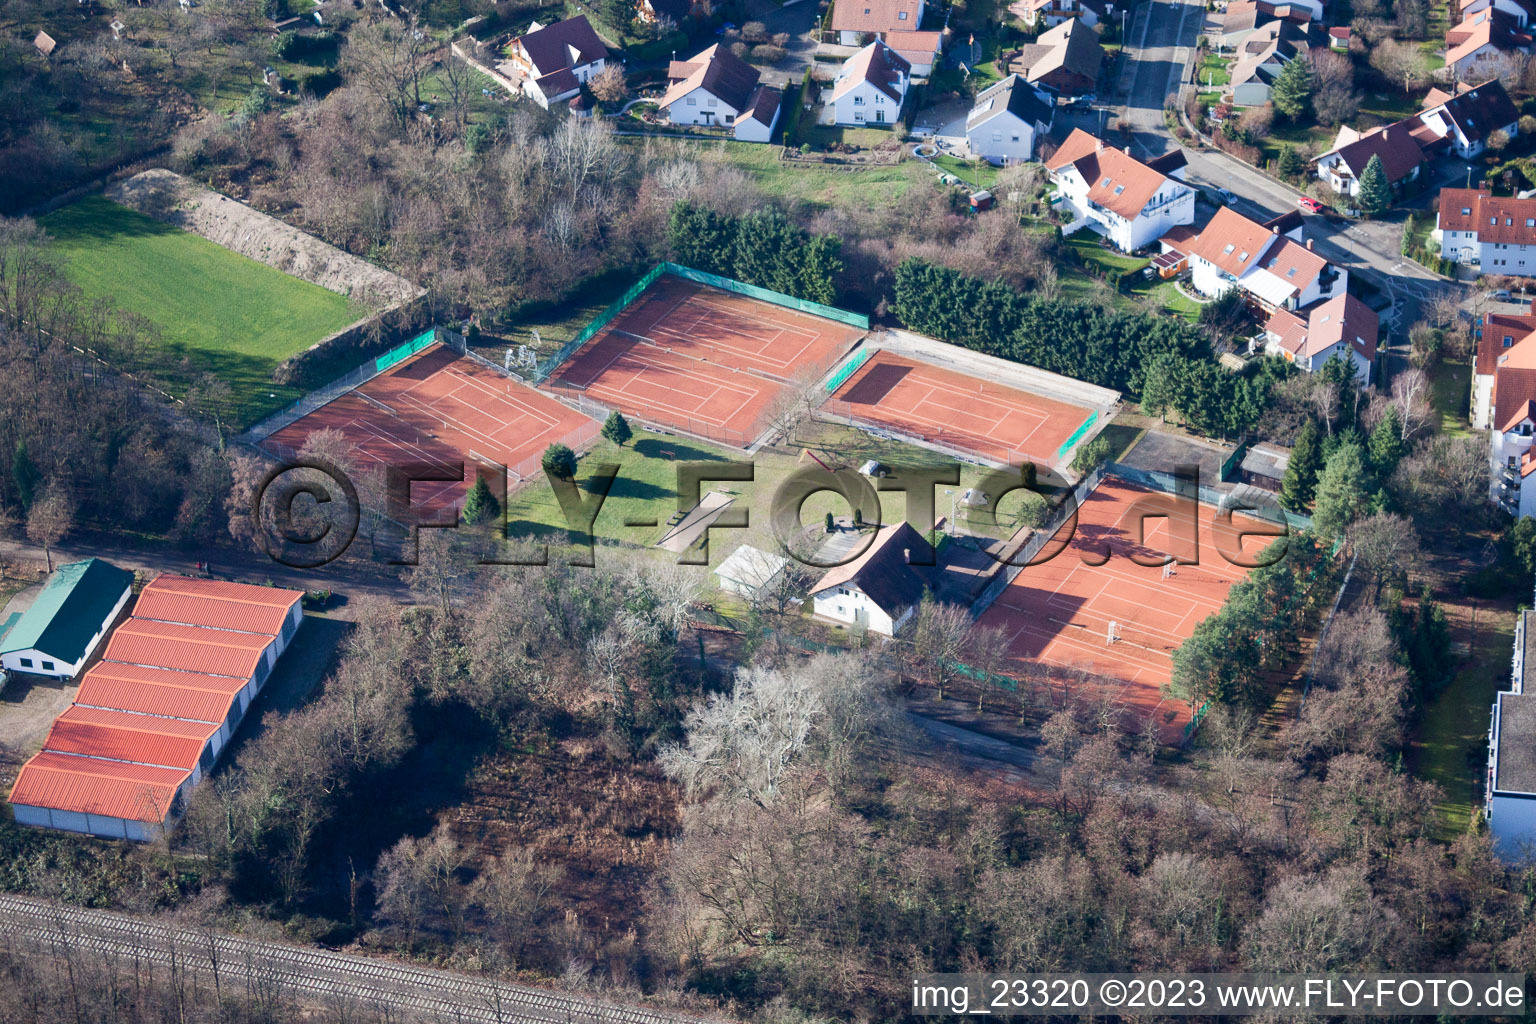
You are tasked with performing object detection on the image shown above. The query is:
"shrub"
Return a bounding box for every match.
[298,68,343,97]
[541,443,577,480]
[750,44,787,63]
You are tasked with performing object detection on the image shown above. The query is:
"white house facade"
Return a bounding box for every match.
[1044,129,1195,252]
[1437,187,1536,273]
[0,558,134,679]
[827,40,910,126]
[964,74,1053,163]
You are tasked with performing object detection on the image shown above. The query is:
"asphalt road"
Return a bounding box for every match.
[0,894,726,1024]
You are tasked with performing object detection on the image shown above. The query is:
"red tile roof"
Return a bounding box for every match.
[1446,8,1531,67]
[1495,367,1536,431]
[830,0,925,33]
[1477,311,1536,376]
[829,39,911,104]
[1046,128,1179,221]
[9,751,189,824]
[135,575,301,635]
[1439,187,1536,245]
[104,618,272,679]
[1320,123,1427,183]
[1180,206,1276,277]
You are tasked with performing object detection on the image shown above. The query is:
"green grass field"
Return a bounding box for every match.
[1411,609,1515,838]
[41,196,361,426]
[1431,361,1474,438]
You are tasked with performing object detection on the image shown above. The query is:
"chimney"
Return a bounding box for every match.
[1272,225,1279,233]
[903,548,911,563]
[1306,239,1314,250]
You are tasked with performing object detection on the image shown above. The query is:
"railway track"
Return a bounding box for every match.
[0,894,723,1024]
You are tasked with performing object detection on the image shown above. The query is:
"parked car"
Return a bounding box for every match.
[1297,196,1326,214]
[1216,187,1238,204]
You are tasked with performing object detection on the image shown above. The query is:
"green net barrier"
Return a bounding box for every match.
[1055,410,1098,460]
[374,328,438,373]
[661,262,870,329]
[533,265,666,383]
[824,347,873,392]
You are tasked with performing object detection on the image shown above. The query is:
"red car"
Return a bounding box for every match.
[1297,196,1326,214]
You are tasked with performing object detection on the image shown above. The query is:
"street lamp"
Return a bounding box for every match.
[943,489,958,534]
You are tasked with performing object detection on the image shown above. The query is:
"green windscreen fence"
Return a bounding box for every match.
[533,265,666,383]
[1056,410,1098,460]
[824,347,873,391]
[375,328,438,373]
[661,263,871,330]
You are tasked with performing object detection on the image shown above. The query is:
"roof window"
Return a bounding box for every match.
[1223,243,1235,254]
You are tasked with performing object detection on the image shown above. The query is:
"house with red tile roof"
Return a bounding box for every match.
[1417,79,1520,158]
[831,0,926,44]
[827,39,911,126]
[1045,129,1196,251]
[1009,0,1115,30]
[1159,206,1346,314]
[1463,309,1536,514]
[1261,294,1378,382]
[506,15,609,109]
[1445,8,1532,78]
[1315,121,1432,199]
[1218,0,1313,50]
[1437,187,1536,274]
[659,44,782,142]
[1009,17,1102,97]
[8,574,305,842]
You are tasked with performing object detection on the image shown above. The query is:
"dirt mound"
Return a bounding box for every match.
[106,169,423,309]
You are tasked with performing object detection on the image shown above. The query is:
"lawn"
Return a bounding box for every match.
[501,419,1055,558]
[1410,607,1516,839]
[654,138,931,210]
[1430,360,1474,438]
[1066,234,1151,275]
[932,154,1001,189]
[800,122,903,151]
[1196,52,1231,90]
[41,196,361,427]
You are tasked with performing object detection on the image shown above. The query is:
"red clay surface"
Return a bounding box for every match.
[976,478,1272,743]
[828,350,1096,467]
[266,344,597,512]
[546,275,864,445]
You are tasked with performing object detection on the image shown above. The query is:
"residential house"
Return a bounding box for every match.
[1445,8,1532,80]
[965,74,1055,162]
[1328,24,1350,48]
[1459,0,1533,28]
[1486,607,1536,858]
[1009,0,1114,29]
[831,0,925,45]
[1437,187,1536,272]
[808,522,931,635]
[1008,17,1102,96]
[885,30,944,75]
[1419,79,1520,157]
[827,39,910,126]
[0,558,134,680]
[1261,293,1379,382]
[1229,20,1312,105]
[1045,129,1196,251]
[506,16,608,109]
[713,545,791,601]
[1315,122,1430,198]
[1159,205,1346,314]
[1470,309,1536,429]
[1218,0,1312,50]
[1487,341,1536,515]
[659,44,783,141]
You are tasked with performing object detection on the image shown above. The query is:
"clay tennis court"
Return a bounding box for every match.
[266,344,597,512]
[976,478,1271,742]
[546,274,865,445]
[827,350,1098,467]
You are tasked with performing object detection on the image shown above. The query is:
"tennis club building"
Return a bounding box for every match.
[8,575,304,841]
[0,558,134,679]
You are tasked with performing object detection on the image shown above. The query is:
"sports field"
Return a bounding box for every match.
[545,275,864,446]
[41,196,360,425]
[266,344,598,514]
[976,478,1263,742]
[825,350,1098,468]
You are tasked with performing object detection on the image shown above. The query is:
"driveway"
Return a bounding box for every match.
[744,0,821,88]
